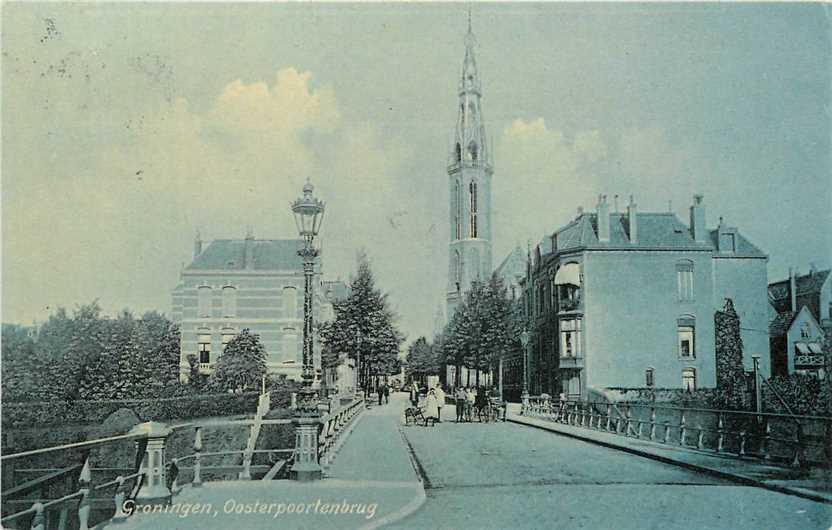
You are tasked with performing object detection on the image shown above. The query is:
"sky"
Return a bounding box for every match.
[2,2,830,345]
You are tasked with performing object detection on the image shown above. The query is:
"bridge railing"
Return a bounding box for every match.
[317,397,365,469]
[1,433,146,530]
[521,396,832,467]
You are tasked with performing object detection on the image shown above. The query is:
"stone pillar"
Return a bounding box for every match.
[291,416,322,481]
[129,422,173,505]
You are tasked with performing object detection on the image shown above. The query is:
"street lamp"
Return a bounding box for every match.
[520,329,530,413]
[290,179,325,481]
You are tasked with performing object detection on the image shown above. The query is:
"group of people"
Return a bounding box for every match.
[453,385,492,422]
[408,382,496,423]
[376,382,391,405]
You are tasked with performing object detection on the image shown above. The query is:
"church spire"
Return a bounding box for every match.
[452,11,488,168]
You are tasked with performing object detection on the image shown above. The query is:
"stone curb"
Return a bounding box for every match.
[508,413,832,505]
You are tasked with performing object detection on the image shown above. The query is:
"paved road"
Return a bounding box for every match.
[392,400,830,530]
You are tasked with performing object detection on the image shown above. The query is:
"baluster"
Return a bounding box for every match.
[169,459,179,493]
[615,409,622,434]
[624,405,632,436]
[58,503,70,530]
[192,427,203,487]
[679,411,687,446]
[636,415,644,439]
[717,413,725,453]
[739,431,747,456]
[588,405,595,429]
[112,476,128,524]
[663,421,671,444]
[791,423,804,468]
[696,426,704,450]
[580,403,586,427]
[78,457,91,530]
[760,419,771,460]
[606,404,613,431]
[649,408,656,441]
[31,502,45,530]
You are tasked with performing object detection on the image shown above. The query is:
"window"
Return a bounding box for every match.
[283,286,298,319]
[455,143,461,163]
[454,181,462,240]
[222,286,236,317]
[720,233,736,252]
[560,319,582,358]
[283,328,298,362]
[469,180,478,238]
[800,322,811,339]
[678,317,695,358]
[645,368,655,387]
[682,368,696,391]
[198,333,211,365]
[221,330,235,351]
[197,286,211,317]
[676,260,694,302]
[454,250,462,291]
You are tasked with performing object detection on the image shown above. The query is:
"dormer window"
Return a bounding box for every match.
[455,143,462,163]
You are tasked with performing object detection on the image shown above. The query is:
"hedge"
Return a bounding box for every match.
[1,392,263,428]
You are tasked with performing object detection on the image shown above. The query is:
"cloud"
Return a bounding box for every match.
[2,67,413,326]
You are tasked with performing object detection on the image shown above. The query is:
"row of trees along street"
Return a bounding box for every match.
[320,253,404,394]
[407,274,523,388]
[1,302,284,409]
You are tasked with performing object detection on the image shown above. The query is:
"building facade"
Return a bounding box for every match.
[518,195,770,399]
[446,20,493,320]
[171,231,345,382]
[768,268,829,377]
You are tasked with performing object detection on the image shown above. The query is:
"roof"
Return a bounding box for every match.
[769,311,797,337]
[548,212,765,257]
[187,239,305,271]
[494,246,527,281]
[768,269,830,303]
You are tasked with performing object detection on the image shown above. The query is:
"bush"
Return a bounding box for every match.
[763,375,830,416]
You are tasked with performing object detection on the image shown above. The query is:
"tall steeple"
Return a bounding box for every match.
[446,12,493,320]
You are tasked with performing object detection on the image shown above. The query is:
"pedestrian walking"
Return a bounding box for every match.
[409,382,419,408]
[455,386,466,422]
[378,382,385,406]
[434,385,446,422]
[425,388,439,423]
[383,383,390,404]
[465,387,475,422]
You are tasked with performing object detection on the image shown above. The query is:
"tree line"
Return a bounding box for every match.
[2,302,282,404]
[406,274,523,388]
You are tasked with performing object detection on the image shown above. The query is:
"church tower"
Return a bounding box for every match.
[447,15,493,319]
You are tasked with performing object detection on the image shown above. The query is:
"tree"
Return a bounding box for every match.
[208,328,267,392]
[139,322,181,397]
[1,324,39,401]
[319,252,404,393]
[713,298,748,409]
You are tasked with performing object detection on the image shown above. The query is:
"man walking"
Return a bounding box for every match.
[409,381,419,408]
[455,386,466,422]
[434,384,446,422]
[383,383,390,404]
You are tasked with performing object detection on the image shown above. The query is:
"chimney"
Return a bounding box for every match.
[194,230,202,258]
[597,195,610,243]
[244,227,255,270]
[789,267,797,313]
[690,194,706,242]
[627,195,638,243]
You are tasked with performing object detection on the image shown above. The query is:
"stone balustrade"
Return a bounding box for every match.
[521,396,832,468]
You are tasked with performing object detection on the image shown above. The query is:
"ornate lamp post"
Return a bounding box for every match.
[290,180,325,481]
[520,329,530,413]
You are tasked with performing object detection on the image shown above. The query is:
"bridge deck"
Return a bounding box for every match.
[120,395,422,530]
